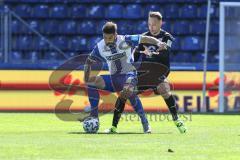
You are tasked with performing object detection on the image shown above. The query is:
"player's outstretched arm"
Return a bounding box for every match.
[140,35,167,51]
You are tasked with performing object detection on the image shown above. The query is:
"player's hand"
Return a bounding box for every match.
[157,42,167,51]
[140,45,159,56]
[86,76,105,89]
[87,76,97,83]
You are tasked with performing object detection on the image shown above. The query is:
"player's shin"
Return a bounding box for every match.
[164,95,187,133]
[129,96,151,133]
[164,95,179,121]
[112,97,127,128]
[87,85,100,117]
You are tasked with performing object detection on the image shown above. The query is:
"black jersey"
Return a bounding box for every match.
[134,29,174,91]
[134,29,174,71]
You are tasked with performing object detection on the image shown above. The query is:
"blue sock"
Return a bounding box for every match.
[129,95,149,125]
[87,85,100,117]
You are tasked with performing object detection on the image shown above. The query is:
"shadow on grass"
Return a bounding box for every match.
[68,131,172,135]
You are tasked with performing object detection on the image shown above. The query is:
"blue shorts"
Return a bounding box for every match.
[100,72,137,92]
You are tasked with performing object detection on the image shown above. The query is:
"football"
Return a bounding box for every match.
[82,117,99,133]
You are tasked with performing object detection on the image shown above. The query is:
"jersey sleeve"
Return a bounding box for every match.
[124,35,142,47]
[163,33,174,49]
[89,45,105,62]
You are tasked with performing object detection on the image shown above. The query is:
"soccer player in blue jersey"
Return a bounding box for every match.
[84,21,167,133]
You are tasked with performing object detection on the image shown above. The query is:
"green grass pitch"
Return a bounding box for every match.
[0,113,239,160]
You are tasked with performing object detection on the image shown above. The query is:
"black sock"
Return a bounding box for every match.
[164,95,178,121]
[112,97,127,127]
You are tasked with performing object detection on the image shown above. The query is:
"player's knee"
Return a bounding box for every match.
[120,86,134,99]
[155,81,172,99]
[87,76,105,89]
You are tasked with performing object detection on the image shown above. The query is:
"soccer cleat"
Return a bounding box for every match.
[104,126,118,134]
[174,119,187,134]
[143,123,151,134]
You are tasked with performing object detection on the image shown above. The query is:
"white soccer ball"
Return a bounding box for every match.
[83,117,99,133]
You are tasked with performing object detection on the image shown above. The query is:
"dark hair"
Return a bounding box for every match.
[102,22,117,34]
[149,11,162,20]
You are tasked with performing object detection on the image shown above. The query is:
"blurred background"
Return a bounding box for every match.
[0,0,220,68]
[0,0,239,113]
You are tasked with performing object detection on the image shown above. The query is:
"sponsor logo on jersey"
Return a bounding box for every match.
[106,52,126,61]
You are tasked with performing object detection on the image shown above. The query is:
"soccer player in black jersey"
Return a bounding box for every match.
[106,11,187,134]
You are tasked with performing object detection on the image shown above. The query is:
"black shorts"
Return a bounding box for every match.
[137,74,167,94]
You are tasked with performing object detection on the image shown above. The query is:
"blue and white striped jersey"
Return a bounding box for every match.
[89,35,141,75]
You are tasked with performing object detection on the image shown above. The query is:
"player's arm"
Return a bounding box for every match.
[125,35,167,56]
[84,46,103,83]
[140,35,167,51]
[84,57,95,83]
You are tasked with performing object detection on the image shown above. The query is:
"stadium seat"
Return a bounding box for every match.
[71,5,87,18]
[34,37,49,50]
[208,53,218,63]
[124,4,142,19]
[162,22,171,32]
[173,52,192,63]
[164,4,179,18]
[174,0,191,2]
[210,21,219,34]
[208,36,218,51]
[66,52,78,58]
[42,20,60,34]
[32,5,49,18]
[68,0,93,3]
[191,0,207,2]
[25,51,40,61]
[171,37,181,51]
[11,20,22,34]
[134,21,148,34]
[117,20,133,34]
[169,52,175,62]
[172,21,190,35]
[204,52,219,63]
[182,36,202,51]
[11,51,23,60]
[70,36,89,52]
[96,20,107,34]
[88,5,105,18]
[14,5,32,18]
[27,20,41,34]
[0,52,3,62]
[88,36,102,51]
[19,0,48,2]
[198,5,218,18]
[60,21,77,34]
[77,21,96,34]
[16,36,32,50]
[144,4,161,17]
[192,53,204,63]
[105,4,124,19]
[52,36,68,50]
[50,5,68,18]
[191,21,206,35]
[44,51,58,60]
[118,0,136,3]
[180,5,197,18]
